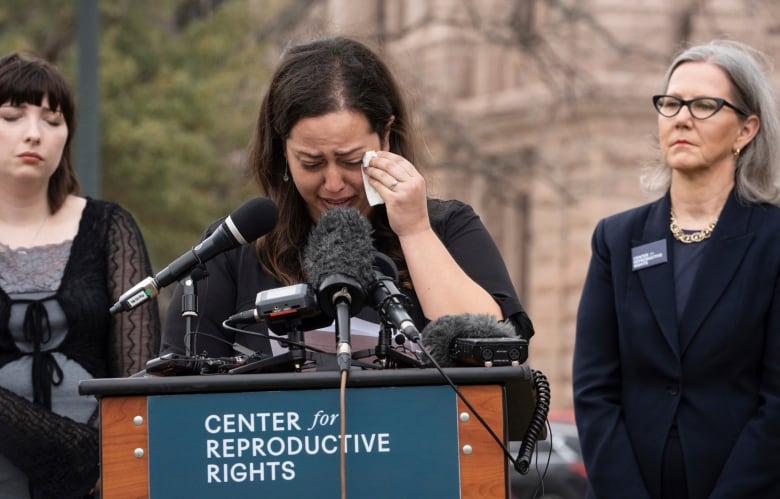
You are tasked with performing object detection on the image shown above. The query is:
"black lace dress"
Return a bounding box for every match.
[0,198,160,499]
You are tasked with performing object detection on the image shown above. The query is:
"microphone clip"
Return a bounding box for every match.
[316,273,366,317]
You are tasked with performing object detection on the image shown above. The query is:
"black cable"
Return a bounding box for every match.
[515,369,551,474]
[222,320,330,354]
[529,419,554,498]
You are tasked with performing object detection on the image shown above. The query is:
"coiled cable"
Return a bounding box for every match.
[515,368,551,474]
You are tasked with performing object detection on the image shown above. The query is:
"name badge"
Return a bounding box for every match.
[631,239,668,271]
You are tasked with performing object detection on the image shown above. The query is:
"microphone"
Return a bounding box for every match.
[421,313,528,367]
[110,197,279,314]
[367,252,421,342]
[303,207,374,371]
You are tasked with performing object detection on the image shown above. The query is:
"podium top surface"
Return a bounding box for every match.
[79,365,532,397]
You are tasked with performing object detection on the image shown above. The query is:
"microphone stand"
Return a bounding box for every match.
[180,263,209,357]
[315,274,366,372]
[333,290,353,372]
[352,322,424,368]
[181,276,198,357]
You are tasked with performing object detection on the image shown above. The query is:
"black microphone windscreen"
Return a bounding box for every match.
[303,207,375,289]
[421,313,517,366]
[228,197,279,242]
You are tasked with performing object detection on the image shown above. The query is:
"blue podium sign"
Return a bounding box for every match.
[147,385,461,498]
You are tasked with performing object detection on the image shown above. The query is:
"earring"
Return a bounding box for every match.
[283,168,289,182]
[733,147,741,157]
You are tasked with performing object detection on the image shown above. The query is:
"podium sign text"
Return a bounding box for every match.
[147,385,460,498]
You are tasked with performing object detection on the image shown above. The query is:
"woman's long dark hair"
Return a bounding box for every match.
[247,36,417,285]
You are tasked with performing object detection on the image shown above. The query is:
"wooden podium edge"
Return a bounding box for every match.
[100,395,149,498]
[458,385,508,499]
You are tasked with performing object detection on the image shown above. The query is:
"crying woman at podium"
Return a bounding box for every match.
[159,36,534,366]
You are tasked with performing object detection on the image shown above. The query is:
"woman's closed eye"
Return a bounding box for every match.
[341,159,363,168]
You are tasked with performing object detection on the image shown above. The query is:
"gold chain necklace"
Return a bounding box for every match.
[669,209,717,244]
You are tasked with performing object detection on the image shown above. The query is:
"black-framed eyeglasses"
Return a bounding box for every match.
[652,94,749,120]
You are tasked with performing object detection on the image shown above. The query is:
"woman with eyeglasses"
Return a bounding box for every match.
[573,40,780,499]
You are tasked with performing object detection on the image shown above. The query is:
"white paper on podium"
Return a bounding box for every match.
[269,317,382,356]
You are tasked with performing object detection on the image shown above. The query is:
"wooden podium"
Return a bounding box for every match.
[80,366,535,499]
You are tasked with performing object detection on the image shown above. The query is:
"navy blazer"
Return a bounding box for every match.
[573,190,780,499]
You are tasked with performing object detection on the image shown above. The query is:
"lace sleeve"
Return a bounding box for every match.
[0,386,99,498]
[107,206,161,376]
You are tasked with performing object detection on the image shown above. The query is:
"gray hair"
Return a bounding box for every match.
[640,40,780,205]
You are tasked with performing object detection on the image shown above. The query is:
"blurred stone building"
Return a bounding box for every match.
[304,0,780,409]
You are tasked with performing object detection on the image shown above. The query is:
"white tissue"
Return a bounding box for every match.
[361,150,384,206]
